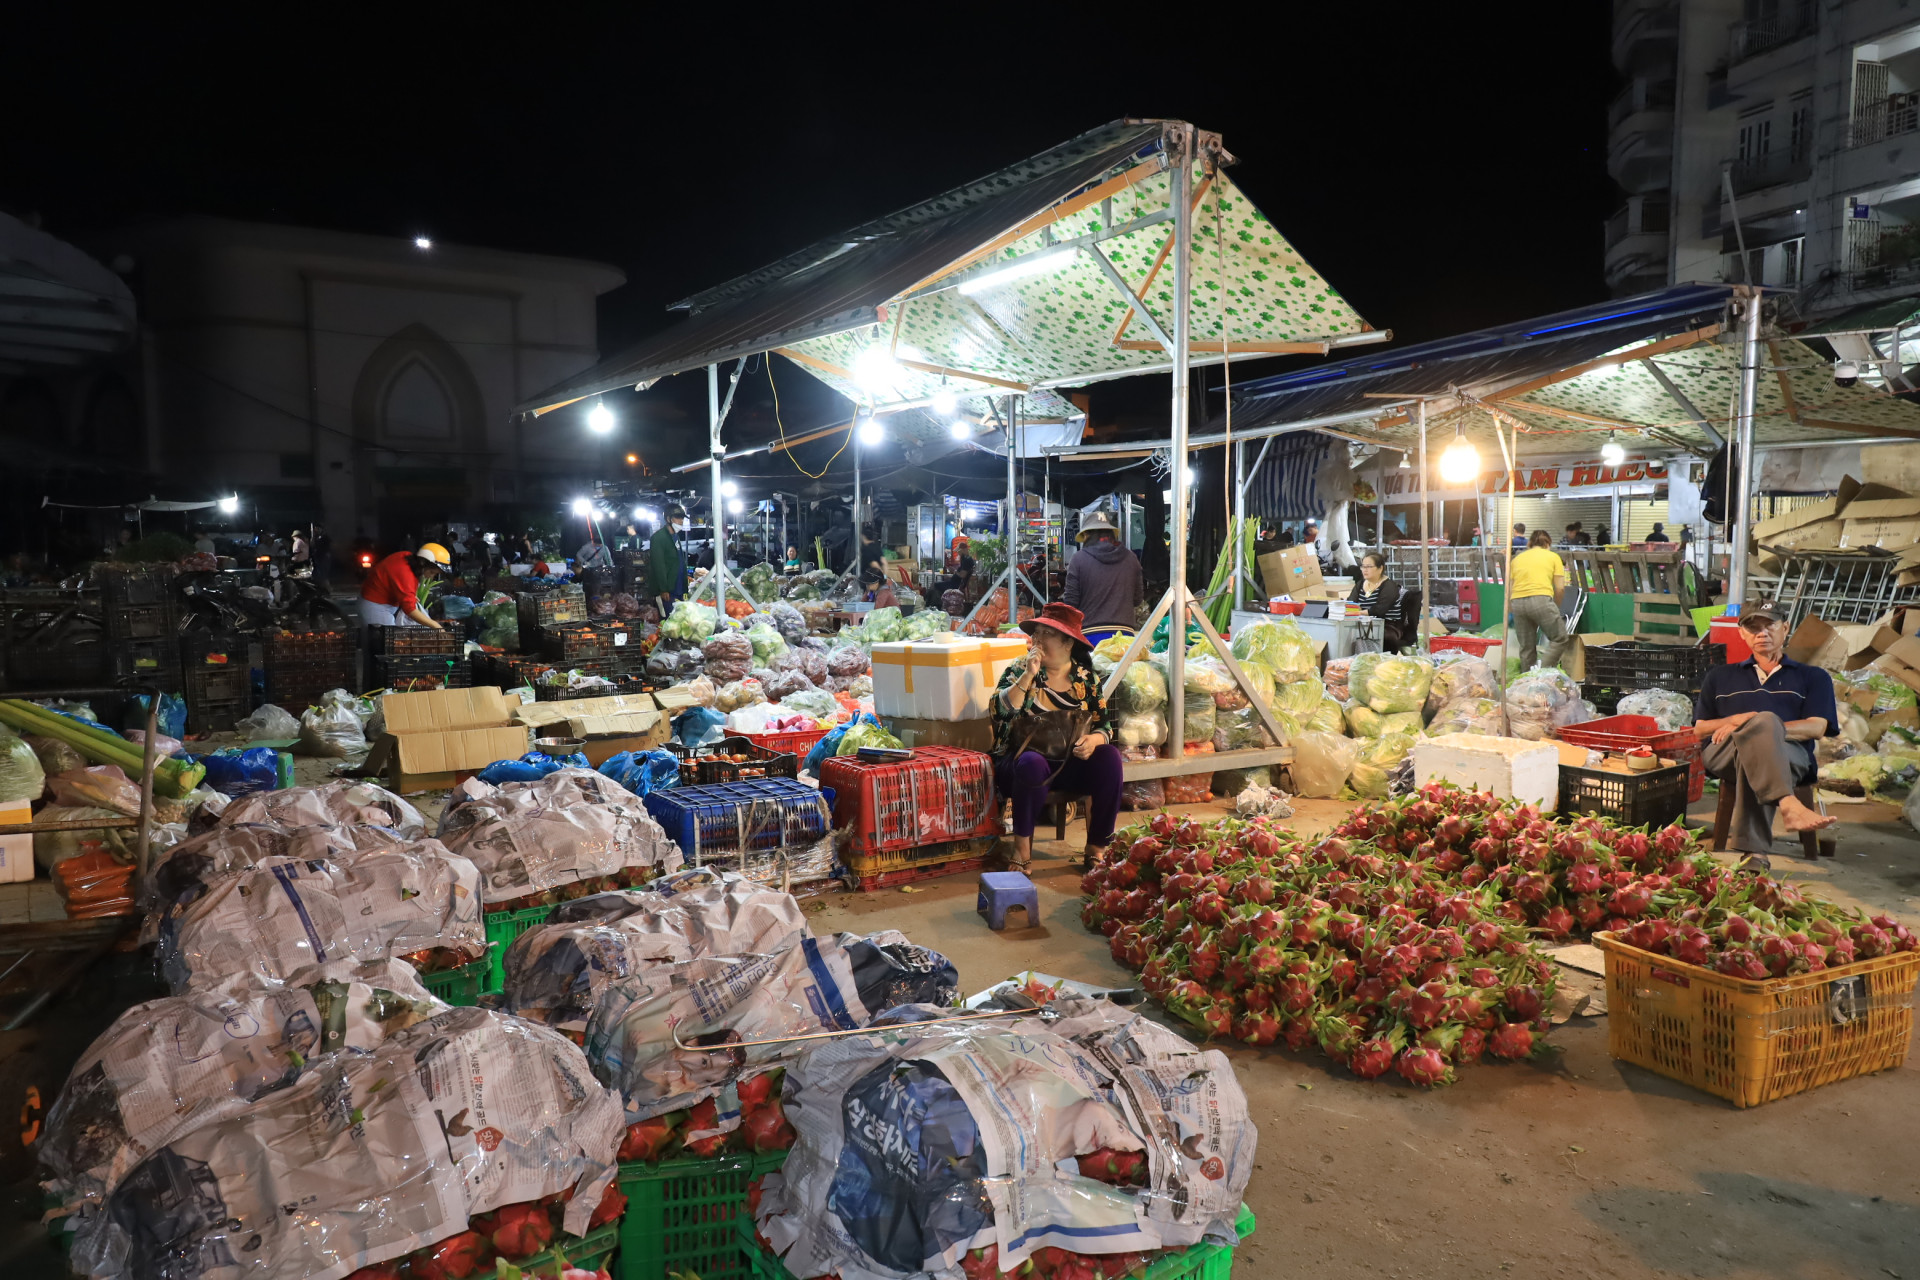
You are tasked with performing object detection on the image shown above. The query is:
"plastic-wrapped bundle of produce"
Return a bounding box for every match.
[0,726,46,804]
[1211,704,1274,752]
[941,588,966,614]
[755,999,1252,1280]
[1213,765,1272,796]
[703,629,755,684]
[746,623,787,663]
[71,1007,624,1280]
[900,609,952,640]
[836,719,904,754]
[1306,697,1346,735]
[826,641,871,678]
[1616,687,1694,731]
[1349,730,1417,798]
[797,600,836,632]
[662,600,719,642]
[765,600,809,642]
[1346,651,1383,706]
[1424,697,1504,736]
[645,646,690,682]
[1345,705,1423,738]
[161,842,486,992]
[205,779,426,838]
[1119,745,1164,809]
[741,562,778,600]
[1322,656,1353,702]
[1228,657,1278,710]
[1272,673,1324,717]
[297,689,367,758]
[715,678,768,712]
[1291,731,1358,798]
[760,668,815,701]
[1505,665,1582,741]
[145,823,413,940]
[1424,654,1500,716]
[1359,653,1433,713]
[501,868,808,1030]
[846,605,902,648]
[41,959,445,1209]
[1107,656,1168,718]
[787,581,824,602]
[474,590,521,649]
[778,687,841,720]
[1231,617,1320,683]
[436,768,682,907]
[1178,689,1215,743]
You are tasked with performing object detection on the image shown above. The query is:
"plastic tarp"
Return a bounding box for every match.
[204,781,426,839]
[72,1007,624,1280]
[435,768,683,906]
[756,998,1251,1280]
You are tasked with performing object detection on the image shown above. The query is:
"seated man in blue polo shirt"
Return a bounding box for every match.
[1693,604,1839,868]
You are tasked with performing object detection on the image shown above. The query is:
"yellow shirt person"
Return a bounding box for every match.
[1509,545,1568,600]
[1508,531,1571,671]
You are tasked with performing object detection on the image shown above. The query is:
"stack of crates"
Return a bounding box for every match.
[517,585,588,654]
[1580,640,1724,715]
[370,626,469,691]
[179,630,250,733]
[264,629,355,712]
[98,566,181,689]
[816,746,1001,890]
[540,620,616,663]
[644,779,833,882]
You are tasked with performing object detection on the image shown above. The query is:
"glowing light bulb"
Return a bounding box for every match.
[413,236,433,250]
[217,495,239,514]
[859,417,885,446]
[852,349,898,394]
[1438,428,1481,485]
[728,499,744,515]
[1600,434,1626,466]
[721,480,738,497]
[932,387,958,415]
[587,403,615,434]
[949,419,971,440]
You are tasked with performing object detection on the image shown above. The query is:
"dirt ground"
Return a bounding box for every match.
[4,751,1917,1279]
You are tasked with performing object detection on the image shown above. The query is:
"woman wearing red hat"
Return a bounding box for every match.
[990,602,1122,873]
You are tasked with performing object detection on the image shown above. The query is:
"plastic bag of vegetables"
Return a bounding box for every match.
[1114,712,1168,748]
[703,629,755,683]
[900,610,952,641]
[1212,765,1272,796]
[765,601,808,642]
[1505,665,1581,741]
[663,600,719,641]
[1349,731,1417,798]
[1424,654,1499,716]
[1093,633,1133,662]
[851,606,902,647]
[0,727,45,805]
[836,719,904,755]
[1271,674,1323,717]
[1616,687,1694,731]
[1346,705,1422,739]
[1822,753,1897,795]
[826,642,870,677]
[760,669,815,702]
[779,688,841,720]
[1306,697,1346,736]
[1180,690,1215,743]
[1231,618,1319,683]
[1108,659,1168,715]
[1424,697,1504,736]
[715,679,767,713]
[746,623,787,663]
[787,581,824,602]
[474,590,521,650]
[740,561,777,599]
[1211,704,1273,752]
[1230,657,1278,711]
[1291,732,1358,798]
[1361,654,1433,714]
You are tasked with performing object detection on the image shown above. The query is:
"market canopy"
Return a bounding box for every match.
[1221,282,1920,458]
[518,118,1381,433]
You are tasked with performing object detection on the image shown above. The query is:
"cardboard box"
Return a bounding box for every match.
[0,800,33,883]
[1259,545,1323,598]
[1840,516,1920,549]
[1759,519,1845,552]
[372,686,528,793]
[1884,634,1920,674]
[885,716,994,752]
[1869,651,1920,696]
[1749,477,1863,541]
[516,692,670,765]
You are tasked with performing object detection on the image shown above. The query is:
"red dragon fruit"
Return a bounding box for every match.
[1237,1011,1280,1045]
[1395,1045,1454,1088]
[1350,1036,1399,1079]
[1487,1022,1534,1060]
[1503,984,1544,1021]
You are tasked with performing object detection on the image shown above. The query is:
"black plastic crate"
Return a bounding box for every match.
[96,566,176,608]
[185,696,251,735]
[185,665,250,705]
[111,638,181,683]
[539,621,615,662]
[103,602,176,643]
[180,630,247,665]
[517,586,587,634]
[1579,641,1725,693]
[1557,761,1690,828]
[670,735,799,786]
[370,626,461,658]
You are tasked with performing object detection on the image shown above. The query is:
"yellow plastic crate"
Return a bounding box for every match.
[1595,932,1920,1107]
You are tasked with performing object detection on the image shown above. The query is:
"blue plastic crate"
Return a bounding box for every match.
[644,778,832,863]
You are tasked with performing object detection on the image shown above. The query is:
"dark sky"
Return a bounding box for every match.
[6,8,1620,483]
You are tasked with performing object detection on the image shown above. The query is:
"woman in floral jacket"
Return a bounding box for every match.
[990,603,1123,872]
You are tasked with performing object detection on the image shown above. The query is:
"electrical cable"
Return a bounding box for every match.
[766,353,852,479]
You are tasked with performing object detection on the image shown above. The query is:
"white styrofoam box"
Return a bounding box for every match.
[1412,733,1560,812]
[0,800,34,883]
[871,636,1029,720]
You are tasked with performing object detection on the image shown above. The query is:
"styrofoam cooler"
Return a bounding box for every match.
[1411,733,1560,811]
[0,800,34,883]
[871,636,1028,720]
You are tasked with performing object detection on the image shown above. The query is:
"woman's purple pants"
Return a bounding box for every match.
[996,744,1125,845]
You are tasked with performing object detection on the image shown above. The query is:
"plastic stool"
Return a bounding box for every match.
[977,871,1039,930]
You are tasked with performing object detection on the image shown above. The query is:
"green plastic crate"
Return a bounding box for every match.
[421,957,490,1007]
[740,1203,1255,1280]
[512,1221,620,1278]
[485,904,556,993]
[617,1149,789,1280]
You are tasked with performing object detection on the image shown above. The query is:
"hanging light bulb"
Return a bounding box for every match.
[1600,432,1626,466]
[949,419,971,440]
[859,417,885,446]
[1438,425,1481,485]
[931,385,958,415]
[586,402,615,434]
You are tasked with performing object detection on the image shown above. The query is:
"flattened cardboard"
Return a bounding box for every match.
[1884,634,1920,673]
[1750,477,1862,540]
[1840,516,1920,549]
[1870,651,1920,696]
[651,686,698,714]
[1760,519,1844,552]
[515,692,657,732]
[1835,497,1920,521]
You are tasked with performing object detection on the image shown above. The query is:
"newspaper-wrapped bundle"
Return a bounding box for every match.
[585,930,958,1130]
[756,999,1254,1280]
[41,959,444,1210]
[72,1007,624,1280]
[501,868,808,1030]
[143,824,414,942]
[436,768,683,906]
[160,841,485,992]
[202,780,427,838]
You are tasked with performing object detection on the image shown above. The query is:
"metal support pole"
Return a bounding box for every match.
[1416,400,1430,650]
[853,424,863,573]
[1376,468,1385,551]
[1166,126,1193,759]
[708,364,726,616]
[1233,436,1247,610]
[1727,288,1762,606]
[1044,447,1053,602]
[1006,393,1018,611]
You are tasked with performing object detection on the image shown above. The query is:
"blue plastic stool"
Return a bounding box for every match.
[977,870,1040,930]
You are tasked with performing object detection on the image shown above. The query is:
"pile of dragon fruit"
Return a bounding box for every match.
[1082,782,1916,1088]
[344,1185,626,1280]
[615,1069,794,1162]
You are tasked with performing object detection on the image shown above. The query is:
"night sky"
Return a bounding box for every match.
[6,8,1619,484]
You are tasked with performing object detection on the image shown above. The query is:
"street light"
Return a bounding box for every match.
[932,387,958,415]
[728,499,744,515]
[570,497,592,517]
[413,236,433,250]
[949,419,971,440]
[631,507,645,520]
[720,480,738,498]
[217,495,239,515]
[587,402,615,434]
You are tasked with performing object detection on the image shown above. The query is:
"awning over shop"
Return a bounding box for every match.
[518,118,1379,441]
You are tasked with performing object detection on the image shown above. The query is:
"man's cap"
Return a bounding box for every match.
[1736,602,1784,629]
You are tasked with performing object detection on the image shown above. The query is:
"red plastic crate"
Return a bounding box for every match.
[739,726,830,759]
[1455,582,1481,629]
[1554,714,1704,804]
[817,745,1000,859]
[1430,634,1500,657]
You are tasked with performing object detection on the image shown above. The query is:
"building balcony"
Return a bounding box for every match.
[1607,79,1676,131]
[1728,2,1816,65]
[1613,1,1678,75]
[1609,123,1674,193]
[1728,148,1813,196]
[1605,198,1671,294]
[1849,92,1920,148]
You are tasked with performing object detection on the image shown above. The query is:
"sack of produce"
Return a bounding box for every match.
[161,842,486,992]
[146,823,413,938]
[1231,617,1319,683]
[206,779,426,838]
[1322,656,1353,702]
[663,600,719,642]
[1425,654,1500,716]
[0,726,44,804]
[765,600,809,642]
[436,768,682,908]
[1292,730,1359,798]
[597,748,681,798]
[1272,673,1324,717]
[47,764,140,814]
[746,623,787,663]
[1119,745,1164,810]
[779,688,840,720]
[1114,711,1168,749]
[714,678,768,713]
[475,751,589,785]
[755,1001,1251,1279]
[1616,687,1694,731]
[826,642,871,678]
[40,958,444,1208]
[1211,704,1274,752]
[1213,764,1272,796]
[474,589,521,649]
[1306,697,1345,736]
[1345,705,1422,739]
[25,734,87,778]
[1425,696,1504,736]
[1179,689,1215,743]
[1504,665,1582,741]
[234,703,301,742]
[71,1007,623,1280]
[297,689,367,757]
[836,719,904,755]
[760,668,815,702]
[1107,658,1168,717]
[1349,730,1417,798]
[1360,653,1433,714]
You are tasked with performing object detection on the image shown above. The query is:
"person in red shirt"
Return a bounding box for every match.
[360,543,450,628]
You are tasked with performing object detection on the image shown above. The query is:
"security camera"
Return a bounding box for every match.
[1834,359,1860,388]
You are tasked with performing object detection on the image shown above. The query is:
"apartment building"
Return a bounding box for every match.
[1606,0,1920,322]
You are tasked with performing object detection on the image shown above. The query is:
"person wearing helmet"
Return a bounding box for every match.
[360,543,449,629]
